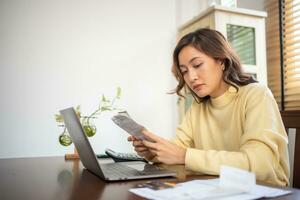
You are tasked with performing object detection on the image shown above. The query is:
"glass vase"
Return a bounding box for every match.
[82,118,97,137]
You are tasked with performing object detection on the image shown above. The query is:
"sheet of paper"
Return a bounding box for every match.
[220,165,256,192]
[129,166,292,200]
[111,111,146,140]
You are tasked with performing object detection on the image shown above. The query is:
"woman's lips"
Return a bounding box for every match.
[193,84,204,91]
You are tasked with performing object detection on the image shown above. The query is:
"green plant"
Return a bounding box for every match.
[55,87,122,146]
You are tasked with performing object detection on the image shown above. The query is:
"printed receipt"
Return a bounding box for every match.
[129,165,292,200]
[111,111,146,140]
[219,165,256,192]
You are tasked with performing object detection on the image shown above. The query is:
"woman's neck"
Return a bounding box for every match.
[210,81,230,98]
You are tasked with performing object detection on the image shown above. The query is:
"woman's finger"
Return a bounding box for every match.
[142,140,158,150]
[132,140,144,147]
[127,135,138,141]
[142,130,161,142]
[127,136,133,141]
[134,146,148,152]
[136,149,150,155]
[148,148,158,156]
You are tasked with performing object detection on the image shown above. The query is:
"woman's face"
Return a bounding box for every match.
[178,45,228,98]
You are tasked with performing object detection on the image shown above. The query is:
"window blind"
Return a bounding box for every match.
[265,0,300,111]
[227,24,256,65]
[283,0,300,110]
[265,0,282,110]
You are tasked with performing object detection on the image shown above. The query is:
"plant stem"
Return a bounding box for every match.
[86,107,101,124]
[85,96,118,124]
[63,127,67,134]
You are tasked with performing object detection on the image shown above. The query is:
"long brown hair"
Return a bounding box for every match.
[172,28,257,103]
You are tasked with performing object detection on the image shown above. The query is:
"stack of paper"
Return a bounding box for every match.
[129,166,292,200]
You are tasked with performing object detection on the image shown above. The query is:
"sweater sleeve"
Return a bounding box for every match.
[184,86,290,186]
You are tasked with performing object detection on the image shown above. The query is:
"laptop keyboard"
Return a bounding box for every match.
[101,163,145,177]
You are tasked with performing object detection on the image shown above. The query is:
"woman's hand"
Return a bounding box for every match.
[127,135,156,161]
[141,130,186,165]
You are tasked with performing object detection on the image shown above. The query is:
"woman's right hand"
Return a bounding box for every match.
[127,136,155,161]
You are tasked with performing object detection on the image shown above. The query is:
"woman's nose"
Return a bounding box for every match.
[188,69,198,82]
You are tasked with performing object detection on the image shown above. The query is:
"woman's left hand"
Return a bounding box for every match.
[142,129,186,165]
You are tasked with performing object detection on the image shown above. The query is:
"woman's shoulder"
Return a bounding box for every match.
[238,83,274,102]
[239,83,271,96]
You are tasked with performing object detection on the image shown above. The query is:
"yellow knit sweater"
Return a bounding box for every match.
[172,83,289,186]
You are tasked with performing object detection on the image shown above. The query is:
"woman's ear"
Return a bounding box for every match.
[217,59,225,70]
[216,58,223,65]
[220,59,226,65]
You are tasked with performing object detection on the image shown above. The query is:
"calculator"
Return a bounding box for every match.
[104,148,147,162]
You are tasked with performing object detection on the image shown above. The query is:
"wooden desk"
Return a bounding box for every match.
[0,156,299,200]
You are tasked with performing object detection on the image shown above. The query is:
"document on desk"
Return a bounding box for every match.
[129,166,292,200]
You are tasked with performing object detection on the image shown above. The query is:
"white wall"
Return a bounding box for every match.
[176,0,208,27]
[238,0,265,11]
[0,0,178,158]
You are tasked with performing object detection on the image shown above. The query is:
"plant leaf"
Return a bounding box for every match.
[116,87,121,98]
[75,105,81,118]
[55,114,64,123]
[101,107,112,111]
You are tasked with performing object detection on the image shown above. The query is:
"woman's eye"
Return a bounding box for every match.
[181,70,187,74]
[194,63,202,68]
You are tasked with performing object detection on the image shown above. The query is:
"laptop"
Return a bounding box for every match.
[60,107,176,181]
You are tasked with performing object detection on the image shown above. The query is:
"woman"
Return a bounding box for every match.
[128,28,289,186]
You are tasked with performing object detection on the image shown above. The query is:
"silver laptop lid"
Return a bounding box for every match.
[60,107,105,178]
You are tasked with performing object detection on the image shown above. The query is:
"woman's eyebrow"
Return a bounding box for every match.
[189,57,203,64]
[179,56,203,68]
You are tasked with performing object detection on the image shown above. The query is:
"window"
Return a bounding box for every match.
[227,24,256,65]
[283,0,300,110]
[265,0,300,111]
[265,0,282,109]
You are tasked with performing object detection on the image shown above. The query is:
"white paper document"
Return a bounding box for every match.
[111,111,146,140]
[129,166,292,200]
